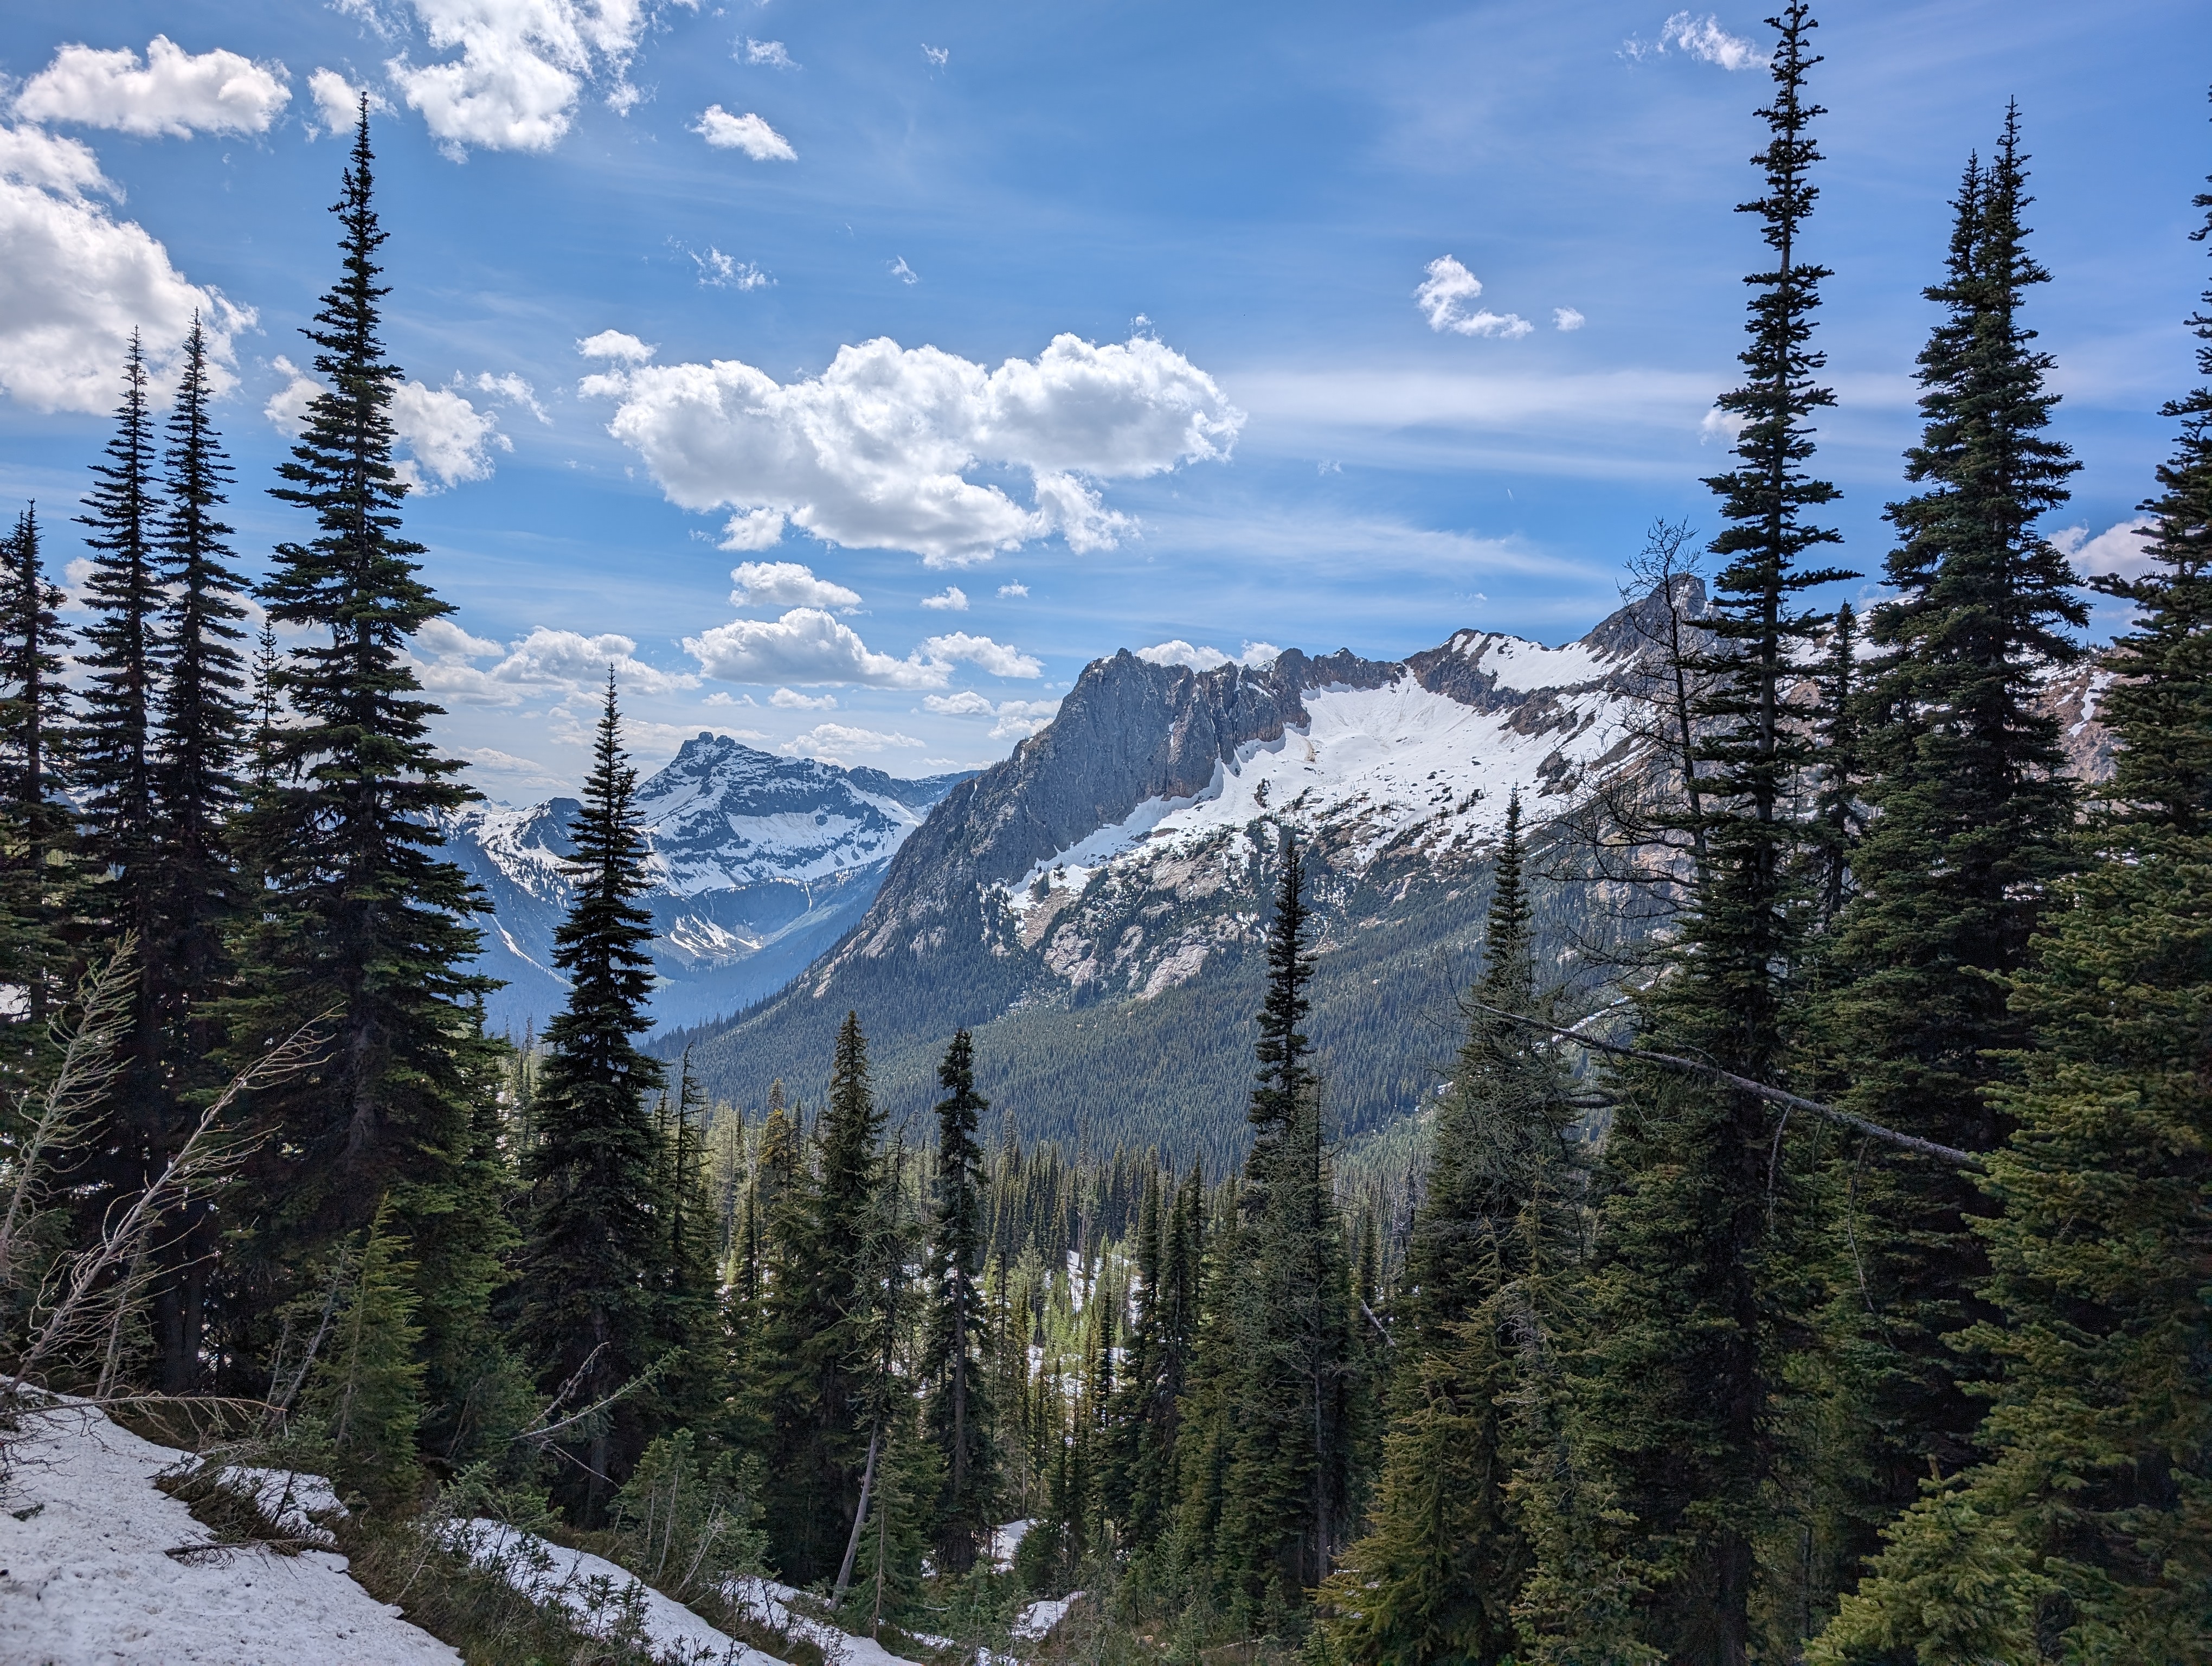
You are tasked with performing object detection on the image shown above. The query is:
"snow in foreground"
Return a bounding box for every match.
[0,1405,459,1666]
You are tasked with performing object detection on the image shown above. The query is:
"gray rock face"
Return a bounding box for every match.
[443,733,971,1035]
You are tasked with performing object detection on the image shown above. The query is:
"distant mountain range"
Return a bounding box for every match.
[456,592,2114,1165]
[442,736,971,1034]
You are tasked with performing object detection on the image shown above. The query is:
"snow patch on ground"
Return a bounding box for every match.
[989,1516,1034,1571]
[1013,1592,1081,1640]
[0,1405,460,1666]
[212,1466,347,1548]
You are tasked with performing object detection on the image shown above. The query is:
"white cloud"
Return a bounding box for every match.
[693,105,795,161]
[414,620,699,703]
[1553,306,1586,332]
[987,696,1061,740]
[998,581,1028,598]
[390,0,653,155]
[730,560,861,611]
[779,722,923,763]
[1659,12,1770,70]
[922,690,993,715]
[577,328,654,363]
[268,361,510,486]
[1136,640,1281,672]
[2054,516,2158,581]
[889,255,919,285]
[0,127,253,414]
[16,37,291,138]
[686,607,949,688]
[1416,256,1533,339]
[721,508,788,551]
[770,687,836,709]
[586,331,1243,567]
[475,370,549,422]
[922,44,949,68]
[457,745,563,786]
[391,379,509,488]
[307,68,388,137]
[921,586,968,611]
[742,39,795,68]
[690,246,770,289]
[1699,405,1746,444]
[922,631,1043,678]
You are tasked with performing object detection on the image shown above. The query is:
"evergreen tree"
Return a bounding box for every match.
[653,1052,726,1438]
[1812,104,2087,1591]
[1212,830,1356,1622]
[762,1011,885,1582]
[923,1029,996,1572]
[145,315,252,1392]
[0,506,73,1028]
[1815,156,2212,1661]
[1563,10,1851,1656]
[1327,792,1587,1664]
[311,1197,426,1511]
[517,674,666,1522]
[224,105,493,1417]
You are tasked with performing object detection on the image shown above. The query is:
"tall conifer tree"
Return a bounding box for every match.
[517,673,665,1521]
[143,316,252,1389]
[224,104,493,1413]
[1570,9,1851,1656]
[923,1029,995,1572]
[0,507,72,1028]
[1815,156,2212,1661]
[1814,105,2086,1585]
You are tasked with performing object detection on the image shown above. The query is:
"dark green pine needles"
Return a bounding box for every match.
[223,105,497,1428]
[0,506,72,1029]
[923,1029,996,1572]
[518,673,666,1522]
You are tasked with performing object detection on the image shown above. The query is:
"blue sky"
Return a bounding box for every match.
[1,1,2204,797]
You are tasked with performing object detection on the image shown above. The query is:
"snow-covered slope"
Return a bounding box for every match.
[0,1406,460,1666]
[443,735,970,1035]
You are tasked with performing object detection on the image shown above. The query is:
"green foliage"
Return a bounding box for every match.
[924,1028,998,1571]
[0,504,75,1029]
[610,1427,768,1603]
[517,676,667,1520]
[310,1198,426,1510]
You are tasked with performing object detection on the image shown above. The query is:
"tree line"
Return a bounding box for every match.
[4,13,2210,1662]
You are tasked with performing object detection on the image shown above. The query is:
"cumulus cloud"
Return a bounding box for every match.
[921,586,968,611]
[998,581,1028,598]
[2054,516,2157,581]
[686,607,949,689]
[1657,12,1770,69]
[577,328,654,363]
[921,631,1043,678]
[693,105,795,161]
[265,360,511,488]
[389,0,652,155]
[1415,256,1533,339]
[16,37,291,138]
[585,331,1243,566]
[0,127,253,413]
[780,723,923,764]
[988,697,1061,740]
[729,560,861,611]
[720,508,787,551]
[413,619,699,703]
[770,687,836,709]
[742,38,795,68]
[307,68,388,136]
[1136,640,1280,672]
[922,690,993,715]
[1699,405,1746,445]
[1553,306,1586,331]
[922,44,950,68]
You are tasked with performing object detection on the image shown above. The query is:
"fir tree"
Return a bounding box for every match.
[923,1029,996,1572]
[224,105,492,1415]
[1566,10,1851,1656]
[1323,793,1587,1665]
[653,1052,726,1438]
[145,315,252,1392]
[1815,155,2212,1661]
[517,673,666,1521]
[0,506,73,1028]
[311,1197,426,1511]
[1812,104,2087,1592]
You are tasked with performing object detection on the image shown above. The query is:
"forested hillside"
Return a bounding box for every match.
[4,22,2208,1666]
